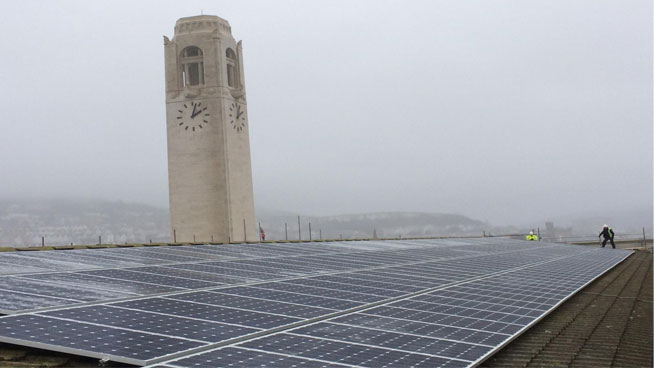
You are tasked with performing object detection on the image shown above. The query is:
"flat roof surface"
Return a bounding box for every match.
[0,245,650,368]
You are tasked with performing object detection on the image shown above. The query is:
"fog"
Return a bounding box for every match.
[0,0,651,226]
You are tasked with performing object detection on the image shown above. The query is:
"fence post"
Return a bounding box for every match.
[309,222,312,241]
[173,229,176,243]
[643,227,647,248]
[285,223,288,241]
[243,219,247,242]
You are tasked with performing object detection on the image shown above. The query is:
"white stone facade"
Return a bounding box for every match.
[164,15,256,243]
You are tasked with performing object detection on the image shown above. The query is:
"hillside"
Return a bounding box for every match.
[0,199,488,246]
[0,199,170,246]
[256,210,487,240]
[1,199,647,246]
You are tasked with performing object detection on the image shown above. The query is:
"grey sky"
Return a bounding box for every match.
[0,0,651,225]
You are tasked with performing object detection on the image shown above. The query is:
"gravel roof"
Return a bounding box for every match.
[483,249,652,367]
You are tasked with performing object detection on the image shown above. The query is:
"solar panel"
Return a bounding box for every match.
[0,261,49,275]
[0,314,205,366]
[216,286,366,309]
[0,239,632,367]
[236,333,470,367]
[0,290,78,313]
[3,241,432,313]
[112,298,303,329]
[258,281,388,303]
[19,272,182,295]
[0,277,135,302]
[42,305,258,343]
[124,266,239,284]
[150,245,630,368]
[76,269,220,289]
[0,253,95,272]
[167,291,338,318]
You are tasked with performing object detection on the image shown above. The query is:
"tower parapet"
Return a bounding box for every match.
[174,15,232,36]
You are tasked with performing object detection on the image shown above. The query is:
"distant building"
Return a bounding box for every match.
[164,15,256,243]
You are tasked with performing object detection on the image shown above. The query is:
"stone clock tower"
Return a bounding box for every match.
[164,15,256,243]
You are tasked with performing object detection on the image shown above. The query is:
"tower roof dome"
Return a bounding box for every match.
[174,15,231,36]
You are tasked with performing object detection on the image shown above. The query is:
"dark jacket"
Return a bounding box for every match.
[599,228,614,239]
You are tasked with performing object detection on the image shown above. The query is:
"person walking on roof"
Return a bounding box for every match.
[599,224,615,248]
[526,230,538,241]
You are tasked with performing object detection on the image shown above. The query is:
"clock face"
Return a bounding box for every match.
[229,102,246,132]
[176,101,210,132]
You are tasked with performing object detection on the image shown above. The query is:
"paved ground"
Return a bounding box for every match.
[1,249,651,368]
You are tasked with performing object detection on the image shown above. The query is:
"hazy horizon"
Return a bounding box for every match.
[0,1,651,226]
[1,196,650,233]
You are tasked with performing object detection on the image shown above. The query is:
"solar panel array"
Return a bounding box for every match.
[0,239,631,367]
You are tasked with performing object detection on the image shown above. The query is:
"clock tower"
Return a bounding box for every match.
[164,15,256,243]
